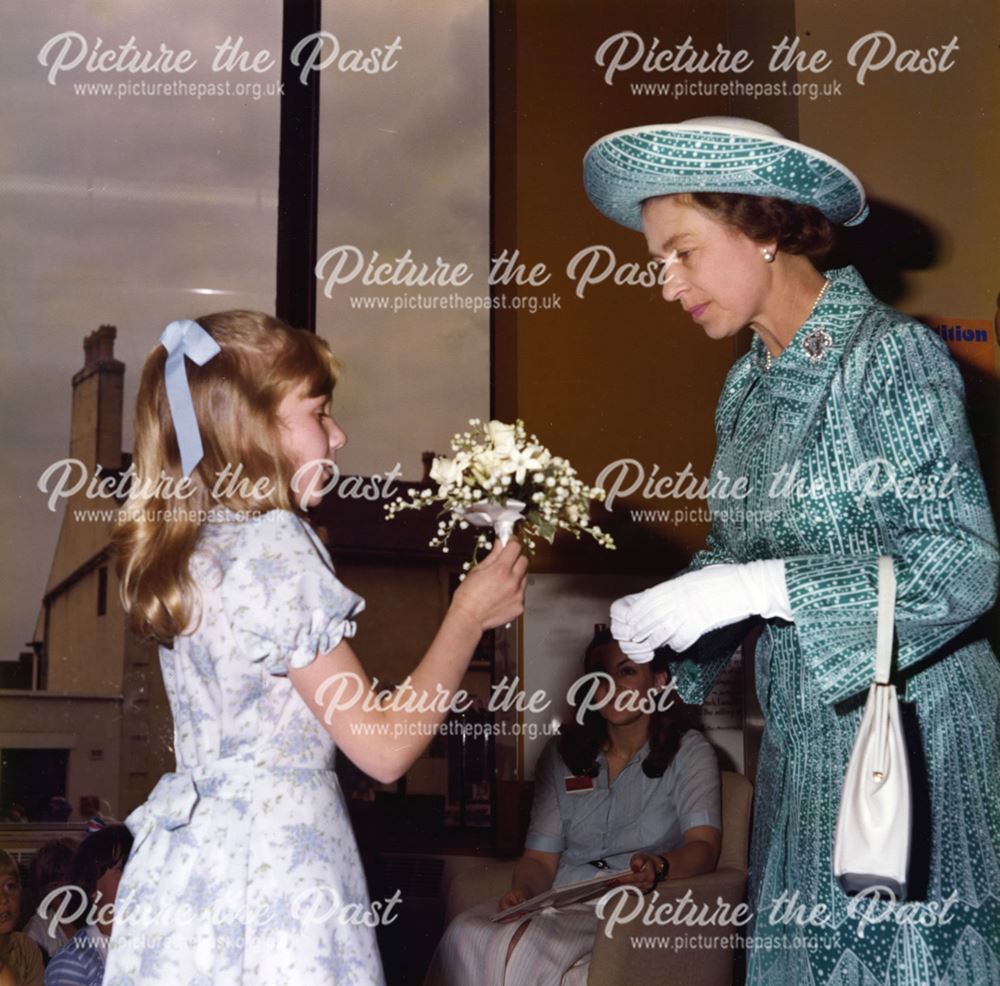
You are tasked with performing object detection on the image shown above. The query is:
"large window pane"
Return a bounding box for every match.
[316,0,490,480]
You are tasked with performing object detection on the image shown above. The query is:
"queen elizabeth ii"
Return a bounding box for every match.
[586,117,1000,986]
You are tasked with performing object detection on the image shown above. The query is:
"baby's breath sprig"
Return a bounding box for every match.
[385,418,616,564]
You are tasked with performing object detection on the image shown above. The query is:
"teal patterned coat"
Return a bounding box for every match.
[670,265,1000,985]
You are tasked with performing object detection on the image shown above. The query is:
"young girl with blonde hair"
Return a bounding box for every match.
[103,312,527,985]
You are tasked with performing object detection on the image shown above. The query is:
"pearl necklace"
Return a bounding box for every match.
[764,277,831,372]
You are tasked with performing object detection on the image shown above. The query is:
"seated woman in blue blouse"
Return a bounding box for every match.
[426,626,722,986]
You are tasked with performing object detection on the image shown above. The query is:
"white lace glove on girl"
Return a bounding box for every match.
[610,560,793,661]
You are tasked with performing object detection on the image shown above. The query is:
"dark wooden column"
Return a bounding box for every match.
[275,0,321,331]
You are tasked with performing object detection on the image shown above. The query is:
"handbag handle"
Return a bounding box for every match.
[875,556,897,685]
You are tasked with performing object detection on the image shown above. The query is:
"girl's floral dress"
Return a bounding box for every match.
[103,509,385,985]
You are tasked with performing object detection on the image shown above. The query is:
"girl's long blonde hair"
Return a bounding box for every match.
[112,311,341,644]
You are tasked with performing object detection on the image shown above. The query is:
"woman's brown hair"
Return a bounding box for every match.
[674,191,836,260]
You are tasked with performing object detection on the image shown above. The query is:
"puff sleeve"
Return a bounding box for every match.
[220,510,365,676]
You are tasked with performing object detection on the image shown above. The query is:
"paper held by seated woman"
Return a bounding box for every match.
[490,869,632,923]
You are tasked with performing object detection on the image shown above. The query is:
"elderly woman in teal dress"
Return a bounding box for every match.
[584,117,1000,985]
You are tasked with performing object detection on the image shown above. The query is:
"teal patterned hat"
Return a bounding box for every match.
[583,117,868,231]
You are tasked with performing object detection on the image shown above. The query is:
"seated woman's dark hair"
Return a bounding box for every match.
[70,825,133,905]
[557,626,695,779]
[678,191,835,261]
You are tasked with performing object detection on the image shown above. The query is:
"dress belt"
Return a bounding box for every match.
[124,755,333,850]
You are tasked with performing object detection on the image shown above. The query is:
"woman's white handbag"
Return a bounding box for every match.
[833,556,911,899]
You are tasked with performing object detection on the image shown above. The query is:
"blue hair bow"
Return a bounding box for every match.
[159,319,221,478]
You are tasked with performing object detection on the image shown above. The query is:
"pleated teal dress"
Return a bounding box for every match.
[670,265,1000,985]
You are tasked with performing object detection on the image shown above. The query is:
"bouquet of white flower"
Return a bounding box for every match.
[385,418,615,561]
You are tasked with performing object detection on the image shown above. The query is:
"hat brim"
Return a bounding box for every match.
[583,121,868,231]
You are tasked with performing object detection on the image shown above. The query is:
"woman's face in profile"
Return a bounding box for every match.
[641,194,772,340]
[591,641,666,726]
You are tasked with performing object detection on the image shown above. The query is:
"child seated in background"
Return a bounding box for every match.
[23,838,79,964]
[0,850,44,986]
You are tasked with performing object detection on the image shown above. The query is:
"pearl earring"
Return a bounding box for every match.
[762,249,775,263]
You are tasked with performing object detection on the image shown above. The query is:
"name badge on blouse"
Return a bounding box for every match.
[564,775,594,793]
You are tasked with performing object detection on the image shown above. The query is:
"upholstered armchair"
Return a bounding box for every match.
[439,770,753,986]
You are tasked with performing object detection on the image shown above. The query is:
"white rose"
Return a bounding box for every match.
[470,449,505,485]
[430,456,465,488]
[486,420,518,454]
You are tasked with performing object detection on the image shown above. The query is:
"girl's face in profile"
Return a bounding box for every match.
[591,641,667,727]
[276,383,347,509]
[0,869,21,935]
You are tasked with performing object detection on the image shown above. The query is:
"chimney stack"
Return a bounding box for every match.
[71,324,125,475]
[82,324,118,369]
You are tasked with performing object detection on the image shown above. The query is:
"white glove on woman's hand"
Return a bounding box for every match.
[610,560,793,659]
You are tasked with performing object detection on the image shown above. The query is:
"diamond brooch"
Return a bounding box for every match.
[802,328,833,363]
